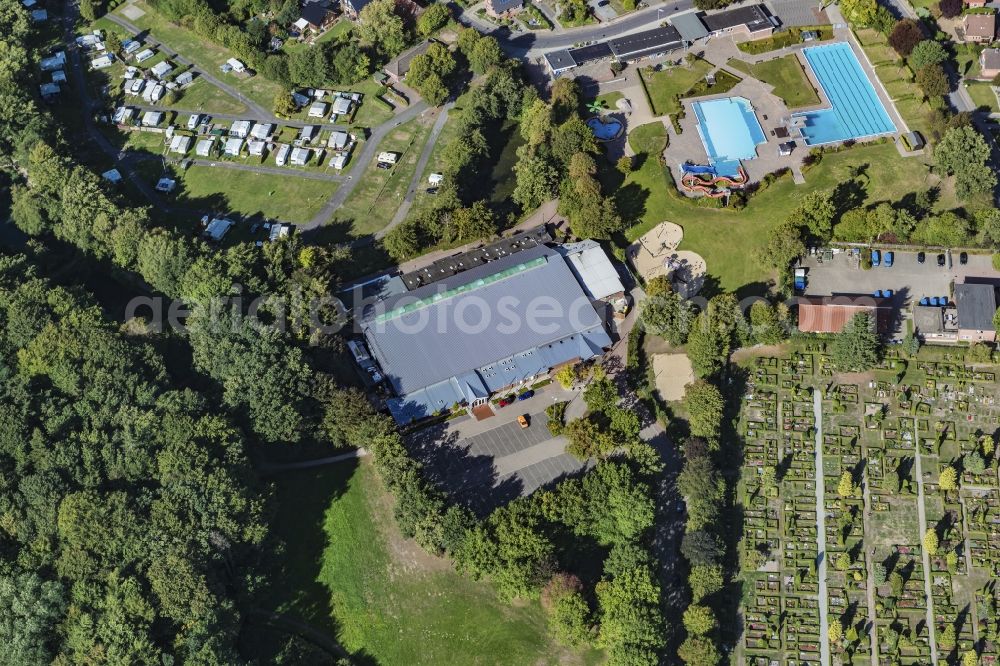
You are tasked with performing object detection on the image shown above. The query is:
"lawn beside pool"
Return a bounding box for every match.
[616,125,959,294]
[243,462,604,665]
[727,55,820,109]
[638,59,715,117]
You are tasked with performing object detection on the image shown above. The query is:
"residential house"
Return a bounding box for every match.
[247,140,267,156]
[485,0,522,17]
[195,138,214,157]
[176,71,194,86]
[341,0,375,20]
[964,13,995,43]
[170,135,192,154]
[229,120,253,138]
[141,111,163,126]
[700,4,775,41]
[224,137,245,156]
[981,47,1000,78]
[250,123,273,141]
[101,168,123,184]
[291,147,311,166]
[328,130,350,150]
[955,283,997,342]
[308,101,329,118]
[385,41,431,80]
[299,2,338,31]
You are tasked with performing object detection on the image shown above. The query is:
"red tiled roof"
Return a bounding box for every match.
[797,297,892,334]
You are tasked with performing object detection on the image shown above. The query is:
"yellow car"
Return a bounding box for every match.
[517,415,529,429]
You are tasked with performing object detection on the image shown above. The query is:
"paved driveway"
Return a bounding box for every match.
[407,408,587,514]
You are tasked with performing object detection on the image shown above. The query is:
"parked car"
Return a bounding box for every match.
[960,251,968,265]
[937,253,946,267]
[917,251,925,264]
[517,415,529,428]
[884,251,894,267]
[517,390,535,401]
[497,396,513,407]
[871,249,880,267]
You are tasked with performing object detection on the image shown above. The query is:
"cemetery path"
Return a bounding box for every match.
[861,464,879,666]
[812,389,831,666]
[912,418,939,666]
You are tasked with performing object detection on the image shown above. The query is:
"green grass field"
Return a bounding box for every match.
[638,59,715,117]
[333,115,436,237]
[728,55,821,108]
[248,462,603,665]
[119,1,285,110]
[617,125,958,294]
[173,166,336,223]
[965,82,1000,112]
[172,79,248,115]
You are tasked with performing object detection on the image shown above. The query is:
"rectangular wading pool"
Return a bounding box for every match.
[691,96,767,162]
[794,42,896,145]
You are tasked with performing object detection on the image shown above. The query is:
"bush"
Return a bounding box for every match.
[546,402,568,436]
[938,0,961,17]
[992,253,1000,270]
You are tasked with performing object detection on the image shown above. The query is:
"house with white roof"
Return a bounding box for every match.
[170,135,192,154]
[175,71,194,86]
[428,173,443,185]
[141,111,164,126]
[142,83,165,102]
[101,168,123,184]
[290,147,311,166]
[331,96,352,116]
[40,52,66,71]
[136,49,155,63]
[330,153,348,170]
[124,66,139,79]
[224,137,244,156]
[122,39,142,56]
[113,106,135,124]
[150,61,172,79]
[250,123,273,140]
[328,131,350,150]
[269,223,293,241]
[229,120,253,138]
[124,79,145,95]
[226,58,246,72]
[196,138,214,156]
[299,125,318,143]
[377,151,398,164]
[204,218,234,241]
[308,101,329,118]
[91,54,115,69]
[275,143,291,166]
[247,140,266,156]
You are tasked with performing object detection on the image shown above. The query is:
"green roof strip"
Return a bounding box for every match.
[375,256,548,323]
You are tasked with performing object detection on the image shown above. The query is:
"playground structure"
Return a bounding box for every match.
[679,162,749,198]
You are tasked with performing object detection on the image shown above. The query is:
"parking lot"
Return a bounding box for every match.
[801,249,1000,308]
[406,408,587,514]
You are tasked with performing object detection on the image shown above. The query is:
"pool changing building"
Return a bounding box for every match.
[361,245,619,424]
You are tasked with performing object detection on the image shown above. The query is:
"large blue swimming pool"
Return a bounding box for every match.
[692,97,766,163]
[795,42,896,145]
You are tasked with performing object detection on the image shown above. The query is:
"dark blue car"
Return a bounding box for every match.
[517,390,535,401]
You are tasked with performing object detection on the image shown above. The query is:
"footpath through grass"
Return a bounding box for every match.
[252,462,602,665]
[617,123,957,294]
[727,55,820,108]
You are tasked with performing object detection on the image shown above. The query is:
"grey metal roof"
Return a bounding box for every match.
[544,49,577,72]
[555,240,625,300]
[702,4,773,33]
[608,25,683,60]
[955,283,997,331]
[671,12,709,41]
[567,42,614,65]
[487,0,523,13]
[365,245,611,419]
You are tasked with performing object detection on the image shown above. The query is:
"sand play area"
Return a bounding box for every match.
[628,222,706,297]
[652,353,695,402]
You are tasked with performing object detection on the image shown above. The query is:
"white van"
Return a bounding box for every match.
[275,144,290,167]
[187,113,200,130]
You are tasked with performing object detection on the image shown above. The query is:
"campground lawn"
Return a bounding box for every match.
[333,114,436,238]
[172,166,335,223]
[173,79,249,115]
[965,82,1000,112]
[727,55,821,108]
[615,123,958,295]
[245,461,603,665]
